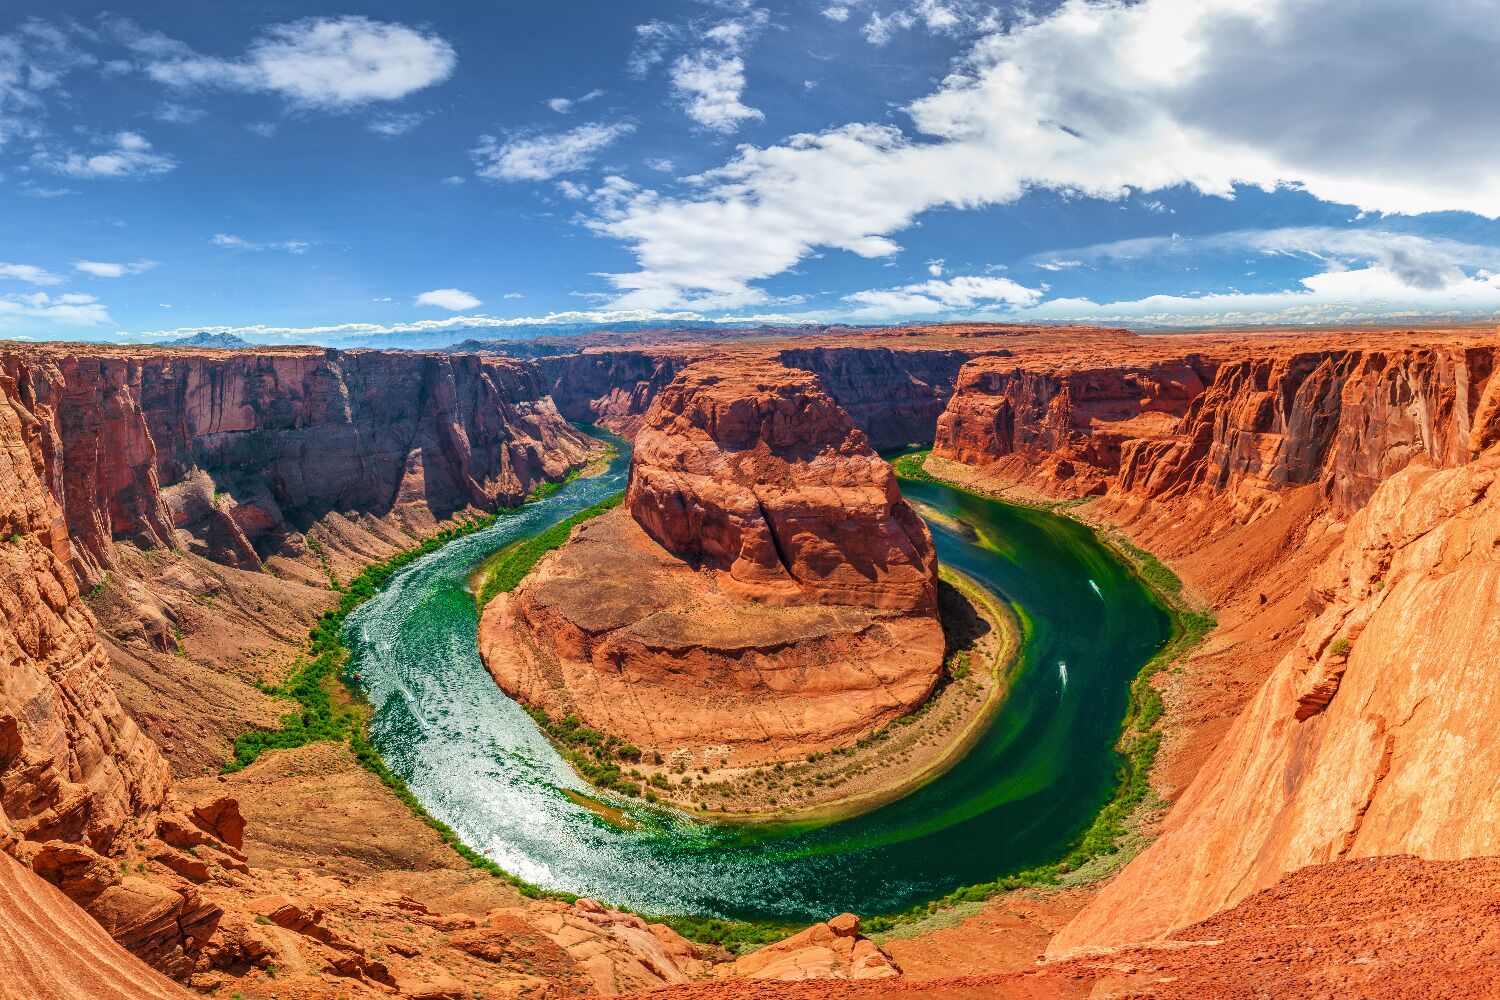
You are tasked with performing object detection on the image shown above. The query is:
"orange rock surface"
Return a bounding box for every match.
[627,360,939,612]
[1052,444,1500,953]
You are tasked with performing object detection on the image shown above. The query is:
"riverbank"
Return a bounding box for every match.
[852,451,1215,937]
[634,567,1020,824]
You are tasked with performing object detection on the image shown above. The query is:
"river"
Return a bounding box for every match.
[344,439,1172,923]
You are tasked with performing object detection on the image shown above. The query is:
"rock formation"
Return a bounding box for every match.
[1,347,601,586]
[481,359,944,764]
[1051,444,1500,953]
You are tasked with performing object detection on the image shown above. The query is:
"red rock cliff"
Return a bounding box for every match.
[627,359,939,612]
[1052,443,1500,953]
[1,347,599,585]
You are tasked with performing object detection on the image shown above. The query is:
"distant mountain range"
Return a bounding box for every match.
[164,332,253,349]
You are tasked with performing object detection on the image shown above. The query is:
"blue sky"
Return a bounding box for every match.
[4,0,1500,344]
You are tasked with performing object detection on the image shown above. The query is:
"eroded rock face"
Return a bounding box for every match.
[775,346,974,450]
[933,357,1217,498]
[1051,445,1500,954]
[1,347,600,585]
[627,360,939,612]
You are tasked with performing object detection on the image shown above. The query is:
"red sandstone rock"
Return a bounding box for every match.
[725,913,900,982]
[1052,445,1500,954]
[627,360,939,612]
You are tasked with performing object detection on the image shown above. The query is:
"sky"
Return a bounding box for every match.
[4,0,1500,345]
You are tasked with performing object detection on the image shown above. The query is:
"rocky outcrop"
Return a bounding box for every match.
[481,359,945,764]
[1051,445,1500,953]
[628,360,939,612]
[721,913,899,982]
[775,346,973,450]
[0,851,194,1000]
[933,356,1217,497]
[1,347,600,585]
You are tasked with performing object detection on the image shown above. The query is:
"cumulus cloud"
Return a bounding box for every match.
[0,262,65,285]
[34,131,176,179]
[0,291,112,329]
[415,288,482,311]
[844,274,1041,318]
[74,259,157,278]
[592,0,1500,310]
[212,233,309,253]
[670,51,763,133]
[473,122,634,182]
[631,7,766,133]
[133,16,456,108]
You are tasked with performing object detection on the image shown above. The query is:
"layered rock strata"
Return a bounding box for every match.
[481,360,944,763]
[1051,445,1500,952]
[1,347,600,585]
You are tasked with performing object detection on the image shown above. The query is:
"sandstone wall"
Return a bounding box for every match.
[540,349,706,436]
[1,348,598,584]
[774,346,974,450]
[934,345,1498,513]
[626,360,939,612]
[933,357,1216,497]
[1051,446,1500,952]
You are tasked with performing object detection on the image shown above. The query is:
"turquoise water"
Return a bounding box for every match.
[344,443,1172,922]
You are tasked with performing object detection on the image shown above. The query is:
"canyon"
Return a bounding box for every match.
[481,359,945,772]
[2,325,1499,999]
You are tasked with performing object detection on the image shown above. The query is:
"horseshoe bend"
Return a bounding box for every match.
[6,5,1500,994]
[0,323,1498,999]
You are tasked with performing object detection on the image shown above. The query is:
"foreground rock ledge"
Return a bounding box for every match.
[479,360,945,767]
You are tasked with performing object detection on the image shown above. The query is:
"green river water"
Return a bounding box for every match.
[344,441,1172,923]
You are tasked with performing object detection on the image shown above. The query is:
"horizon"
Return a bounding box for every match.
[4,1,1499,346]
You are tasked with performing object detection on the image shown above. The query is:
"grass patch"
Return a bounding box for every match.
[475,494,622,606]
[524,704,647,799]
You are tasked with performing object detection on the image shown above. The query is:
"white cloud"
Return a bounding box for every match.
[138,16,455,108]
[844,274,1041,318]
[927,258,944,277]
[74,259,157,278]
[212,233,309,253]
[368,111,428,137]
[133,309,805,345]
[822,6,853,23]
[0,290,112,329]
[644,157,676,173]
[34,131,176,179]
[441,175,465,186]
[503,292,525,300]
[548,89,604,114]
[473,122,634,182]
[591,0,1500,310]
[1036,259,1084,272]
[1035,228,1500,292]
[0,262,65,285]
[670,52,763,133]
[415,288,482,311]
[1013,264,1500,328]
[19,183,78,198]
